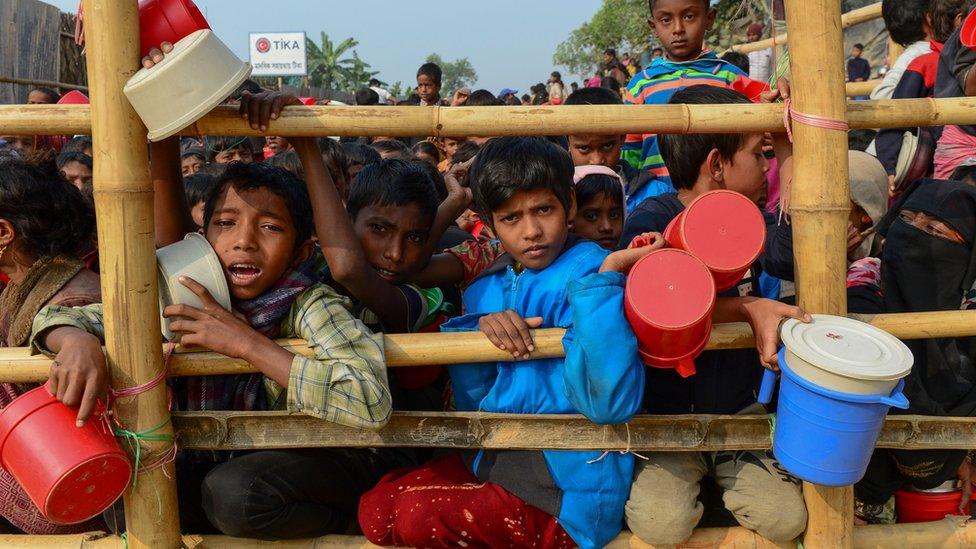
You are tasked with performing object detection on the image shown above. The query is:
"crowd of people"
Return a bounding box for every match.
[0,0,974,546]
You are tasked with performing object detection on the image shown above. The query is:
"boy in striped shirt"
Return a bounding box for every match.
[622,0,790,212]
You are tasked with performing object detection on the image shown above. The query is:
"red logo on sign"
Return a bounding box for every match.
[256,37,271,53]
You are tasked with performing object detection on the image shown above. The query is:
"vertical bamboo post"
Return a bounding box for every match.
[83,1,181,547]
[783,1,854,548]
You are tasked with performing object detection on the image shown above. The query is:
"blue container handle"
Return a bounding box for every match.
[758,368,777,405]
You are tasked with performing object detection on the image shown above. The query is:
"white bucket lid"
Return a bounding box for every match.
[156,233,231,340]
[780,314,913,382]
[124,29,252,142]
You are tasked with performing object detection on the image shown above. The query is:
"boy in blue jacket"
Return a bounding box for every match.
[359,137,657,549]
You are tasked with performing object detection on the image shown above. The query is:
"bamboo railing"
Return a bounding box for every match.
[6,93,973,138]
[730,2,882,54]
[1,0,974,547]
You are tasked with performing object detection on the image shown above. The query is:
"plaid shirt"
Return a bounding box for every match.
[30,284,392,430]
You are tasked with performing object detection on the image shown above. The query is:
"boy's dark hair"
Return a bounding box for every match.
[604,48,616,57]
[576,174,624,208]
[931,0,968,43]
[720,51,750,74]
[183,173,217,205]
[651,47,664,54]
[551,71,562,79]
[412,158,448,201]
[417,62,442,84]
[0,158,94,258]
[203,162,313,248]
[269,149,304,178]
[368,78,381,87]
[61,136,93,155]
[203,136,253,162]
[355,87,380,105]
[451,140,481,166]
[342,142,381,168]
[465,89,499,107]
[318,137,350,181]
[29,87,60,103]
[55,151,92,171]
[346,159,440,226]
[882,0,929,46]
[520,93,530,103]
[469,137,574,221]
[181,147,206,163]
[853,43,865,50]
[848,129,877,152]
[648,0,709,10]
[564,86,623,106]
[196,161,227,178]
[659,86,751,190]
[371,139,414,160]
[412,141,442,163]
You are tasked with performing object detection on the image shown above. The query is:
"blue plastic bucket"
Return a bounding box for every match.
[758,348,909,486]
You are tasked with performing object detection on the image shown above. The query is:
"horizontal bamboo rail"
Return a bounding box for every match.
[730,2,882,54]
[2,311,972,383]
[845,79,881,97]
[4,517,975,548]
[4,96,976,138]
[169,410,976,452]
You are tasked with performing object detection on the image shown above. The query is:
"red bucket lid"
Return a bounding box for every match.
[57,91,89,105]
[963,10,976,50]
[674,190,766,275]
[625,248,715,330]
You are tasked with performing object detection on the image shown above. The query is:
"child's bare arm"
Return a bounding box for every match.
[150,137,196,247]
[291,137,417,332]
[41,326,108,427]
[164,277,295,386]
[713,296,810,370]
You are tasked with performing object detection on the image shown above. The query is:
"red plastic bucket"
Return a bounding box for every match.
[664,190,766,292]
[138,0,210,57]
[625,248,716,377]
[57,91,89,105]
[0,387,131,524]
[895,486,976,523]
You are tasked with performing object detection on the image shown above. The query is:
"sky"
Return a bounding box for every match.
[44,0,604,94]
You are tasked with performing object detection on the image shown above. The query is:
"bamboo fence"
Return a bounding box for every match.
[0,0,973,547]
[731,2,882,54]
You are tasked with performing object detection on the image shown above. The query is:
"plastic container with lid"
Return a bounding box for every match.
[124,29,252,142]
[624,248,716,378]
[775,314,914,396]
[664,190,766,292]
[156,233,231,341]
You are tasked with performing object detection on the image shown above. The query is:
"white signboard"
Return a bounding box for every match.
[249,32,307,77]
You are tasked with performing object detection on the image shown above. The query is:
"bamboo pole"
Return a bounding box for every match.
[1,310,973,383]
[0,75,89,92]
[845,79,882,97]
[82,1,181,547]
[10,96,976,137]
[784,0,854,547]
[168,410,976,452]
[731,2,882,54]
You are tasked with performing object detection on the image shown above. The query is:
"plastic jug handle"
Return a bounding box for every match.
[758,368,777,405]
[878,391,910,410]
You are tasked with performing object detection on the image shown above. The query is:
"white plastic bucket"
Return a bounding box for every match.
[124,29,251,142]
[155,233,230,341]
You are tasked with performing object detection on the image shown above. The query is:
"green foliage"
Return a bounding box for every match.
[305,32,379,92]
[425,53,478,93]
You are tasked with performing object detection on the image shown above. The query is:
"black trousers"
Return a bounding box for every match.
[855,448,968,504]
[106,448,412,539]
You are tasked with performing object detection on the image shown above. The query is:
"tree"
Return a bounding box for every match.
[305,32,359,91]
[342,51,379,90]
[425,53,478,93]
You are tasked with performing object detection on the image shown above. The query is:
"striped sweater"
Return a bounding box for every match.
[621,51,769,199]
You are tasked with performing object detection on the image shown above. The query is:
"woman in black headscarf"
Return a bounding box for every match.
[855,179,976,523]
